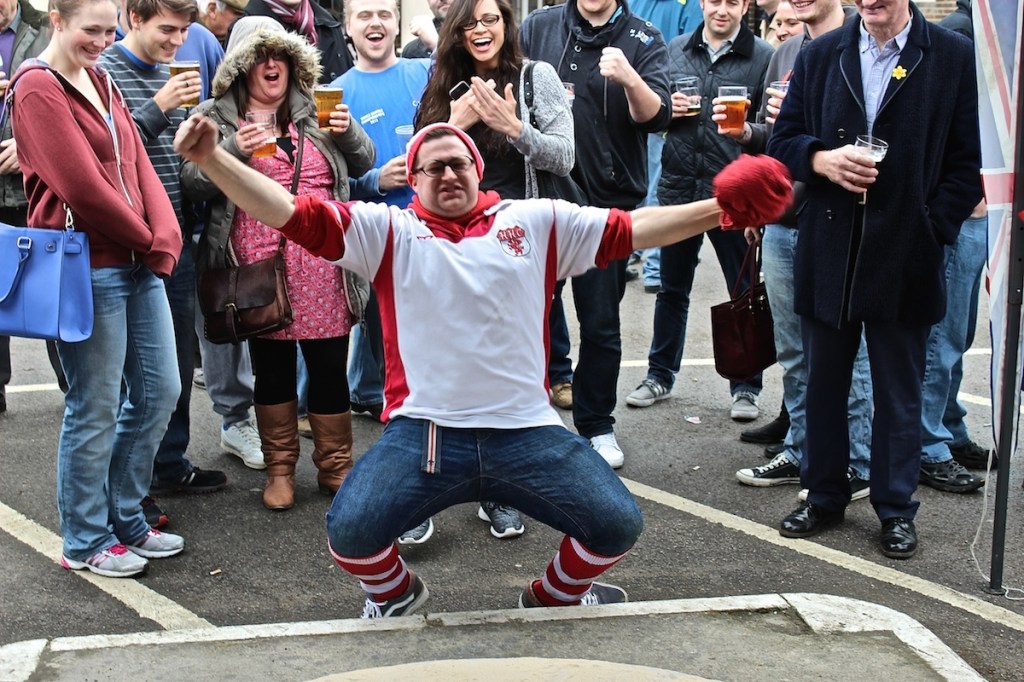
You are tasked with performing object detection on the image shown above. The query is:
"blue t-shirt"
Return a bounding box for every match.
[630,0,703,41]
[333,59,430,208]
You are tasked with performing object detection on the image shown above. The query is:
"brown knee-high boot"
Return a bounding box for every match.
[307,411,353,496]
[255,400,300,510]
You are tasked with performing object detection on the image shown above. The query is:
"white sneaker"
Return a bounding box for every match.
[730,392,759,421]
[590,433,624,469]
[221,419,266,470]
[61,544,148,577]
[125,528,185,558]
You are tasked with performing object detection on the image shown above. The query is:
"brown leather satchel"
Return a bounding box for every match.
[710,241,777,381]
[198,237,293,344]
[198,124,306,344]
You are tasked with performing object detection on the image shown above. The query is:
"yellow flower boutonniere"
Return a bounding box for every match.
[892,65,908,80]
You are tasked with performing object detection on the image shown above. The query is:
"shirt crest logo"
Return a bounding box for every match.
[496,225,531,257]
[630,28,654,46]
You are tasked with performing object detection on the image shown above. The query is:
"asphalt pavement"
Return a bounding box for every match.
[1,243,1022,681]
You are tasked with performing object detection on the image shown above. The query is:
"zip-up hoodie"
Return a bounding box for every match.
[520,0,670,209]
[11,64,181,277]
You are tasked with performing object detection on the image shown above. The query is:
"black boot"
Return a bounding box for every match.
[740,403,790,445]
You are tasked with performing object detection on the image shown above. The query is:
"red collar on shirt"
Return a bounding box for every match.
[411,190,503,242]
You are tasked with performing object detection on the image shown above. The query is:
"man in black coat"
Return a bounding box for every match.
[767,0,982,559]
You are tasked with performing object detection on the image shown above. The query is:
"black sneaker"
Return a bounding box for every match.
[949,440,996,470]
[764,442,785,458]
[397,518,434,545]
[920,459,985,493]
[735,453,800,487]
[141,496,169,529]
[150,467,227,495]
[519,580,628,608]
[361,573,429,618]
[351,401,384,419]
[739,410,790,445]
[799,467,870,502]
[478,502,525,539]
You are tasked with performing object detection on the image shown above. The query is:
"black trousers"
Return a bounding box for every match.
[249,336,350,414]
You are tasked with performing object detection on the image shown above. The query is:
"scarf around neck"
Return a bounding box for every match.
[411,190,502,242]
[263,0,318,45]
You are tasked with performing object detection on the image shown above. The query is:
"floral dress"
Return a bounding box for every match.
[230,122,354,340]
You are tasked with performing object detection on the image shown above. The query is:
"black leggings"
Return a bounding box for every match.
[249,336,350,414]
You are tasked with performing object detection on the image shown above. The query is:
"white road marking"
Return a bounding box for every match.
[0,500,212,631]
[623,478,1024,633]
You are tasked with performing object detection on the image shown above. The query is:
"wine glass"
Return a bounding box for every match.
[855,134,888,205]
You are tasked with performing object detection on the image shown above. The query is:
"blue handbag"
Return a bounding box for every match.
[0,207,93,341]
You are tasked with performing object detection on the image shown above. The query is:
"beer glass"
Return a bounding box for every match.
[246,111,277,159]
[718,85,748,133]
[854,134,888,205]
[313,85,343,129]
[674,76,701,117]
[169,60,200,108]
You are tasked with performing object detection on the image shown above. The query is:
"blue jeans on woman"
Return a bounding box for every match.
[920,215,988,463]
[326,418,643,558]
[761,225,872,478]
[56,266,179,560]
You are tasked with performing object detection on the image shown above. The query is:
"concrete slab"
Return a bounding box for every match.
[0,593,984,682]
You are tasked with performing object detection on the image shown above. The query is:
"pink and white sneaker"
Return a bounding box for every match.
[61,544,148,578]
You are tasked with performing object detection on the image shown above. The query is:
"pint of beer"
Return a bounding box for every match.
[674,76,701,117]
[169,60,201,108]
[246,111,277,159]
[718,86,748,134]
[314,86,343,129]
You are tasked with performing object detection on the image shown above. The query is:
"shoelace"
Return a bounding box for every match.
[580,590,599,606]
[361,598,383,618]
[106,544,129,556]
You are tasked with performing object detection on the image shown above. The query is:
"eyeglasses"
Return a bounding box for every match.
[413,155,475,177]
[460,13,501,31]
[255,50,287,64]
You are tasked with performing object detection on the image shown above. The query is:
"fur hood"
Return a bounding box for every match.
[211,28,322,100]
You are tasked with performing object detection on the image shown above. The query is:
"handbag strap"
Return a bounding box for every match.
[731,240,762,300]
[523,60,536,126]
[275,121,307,253]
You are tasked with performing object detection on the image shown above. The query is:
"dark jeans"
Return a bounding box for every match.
[152,246,197,486]
[649,228,763,396]
[558,259,627,439]
[326,418,644,558]
[250,336,350,414]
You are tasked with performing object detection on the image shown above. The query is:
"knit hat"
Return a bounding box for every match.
[406,123,485,184]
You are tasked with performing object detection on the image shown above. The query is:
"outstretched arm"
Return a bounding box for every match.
[174,114,296,229]
[630,199,721,249]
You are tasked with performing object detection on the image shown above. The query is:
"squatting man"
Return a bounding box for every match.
[174,117,790,617]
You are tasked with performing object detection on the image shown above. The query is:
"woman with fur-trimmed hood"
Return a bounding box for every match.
[182,22,375,512]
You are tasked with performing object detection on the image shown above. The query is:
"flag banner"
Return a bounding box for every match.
[977,0,1022,455]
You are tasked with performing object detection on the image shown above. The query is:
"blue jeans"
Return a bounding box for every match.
[325,418,643,557]
[761,225,872,479]
[563,260,628,438]
[640,133,663,287]
[547,288,573,385]
[56,266,179,559]
[347,291,384,405]
[921,215,987,463]
[648,228,762,396]
[152,246,196,486]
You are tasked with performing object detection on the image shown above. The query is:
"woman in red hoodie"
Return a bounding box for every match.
[11,0,185,578]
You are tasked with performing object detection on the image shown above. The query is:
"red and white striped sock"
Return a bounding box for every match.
[532,535,631,605]
[328,541,411,602]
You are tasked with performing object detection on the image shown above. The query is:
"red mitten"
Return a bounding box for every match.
[713,155,793,230]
